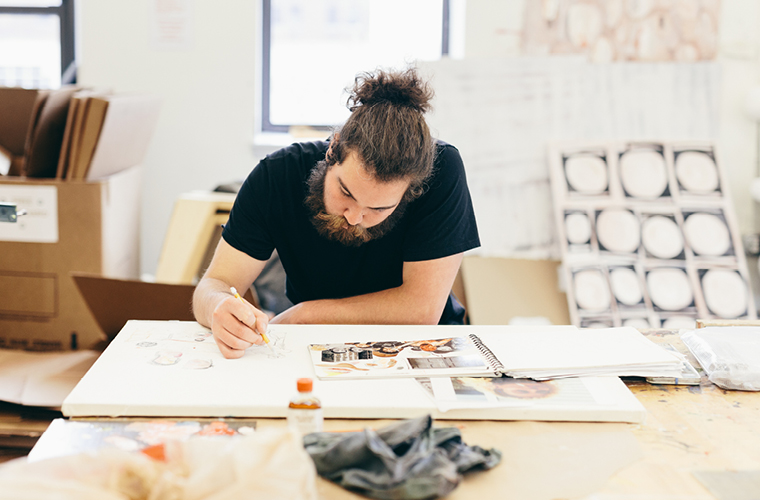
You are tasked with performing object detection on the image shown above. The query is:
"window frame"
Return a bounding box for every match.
[259,0,450,134]
[0,0,76,85]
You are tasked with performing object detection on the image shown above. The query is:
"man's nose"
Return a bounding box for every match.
[344,206,363,226]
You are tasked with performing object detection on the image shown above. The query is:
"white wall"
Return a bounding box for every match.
[78,0,760,277]
[462,0,760,237]
[78,0,262,276]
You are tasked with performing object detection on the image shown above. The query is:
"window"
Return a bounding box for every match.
[0,0,75,89]
[261,0,451,134]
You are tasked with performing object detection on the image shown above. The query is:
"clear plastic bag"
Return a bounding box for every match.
[681,327,760,391]
[0,427,317,500]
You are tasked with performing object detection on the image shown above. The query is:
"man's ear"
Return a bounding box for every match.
[326,134,339,163]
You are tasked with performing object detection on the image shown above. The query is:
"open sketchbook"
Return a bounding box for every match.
[62,321,647,423]
[308,327,682,381]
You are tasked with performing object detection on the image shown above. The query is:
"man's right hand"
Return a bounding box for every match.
[211,293,270,359]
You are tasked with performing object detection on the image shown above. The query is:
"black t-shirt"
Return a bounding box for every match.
[222,140,480,324]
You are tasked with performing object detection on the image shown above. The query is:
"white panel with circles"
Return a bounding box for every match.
[550,141,756,329]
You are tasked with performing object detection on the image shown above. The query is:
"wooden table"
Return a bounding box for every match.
[272,329,759,499]
[19,329,760,499]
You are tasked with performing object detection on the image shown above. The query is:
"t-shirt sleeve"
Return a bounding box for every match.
[221,160,276,262]
[402,144,480,262]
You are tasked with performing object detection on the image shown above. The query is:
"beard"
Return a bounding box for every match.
[304,160,408,247]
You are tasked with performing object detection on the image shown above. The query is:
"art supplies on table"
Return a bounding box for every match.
[62,321,648,423]
[308,326,682,381]
[645,343,701,386]
[681,326,760,391]
[28,417,256,462]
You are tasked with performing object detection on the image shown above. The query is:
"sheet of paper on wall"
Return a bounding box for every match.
[419,58,719,259]
[0,349,99,408]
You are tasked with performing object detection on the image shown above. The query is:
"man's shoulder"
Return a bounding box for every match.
[264,140,329,165]
[433,140,462,165]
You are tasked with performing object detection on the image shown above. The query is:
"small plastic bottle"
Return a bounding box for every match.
[287,377,323,435]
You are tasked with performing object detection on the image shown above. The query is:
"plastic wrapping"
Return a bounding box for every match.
[681,327,760,391]
[0,428,317,500]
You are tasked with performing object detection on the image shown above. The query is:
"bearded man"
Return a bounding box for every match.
[193,67,479,359]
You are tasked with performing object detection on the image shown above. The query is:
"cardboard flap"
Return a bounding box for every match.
[25,86,80,178]
[72,274,257,339]
[72,274,196,339]
[86,94,162,180]
[0,88,44,156]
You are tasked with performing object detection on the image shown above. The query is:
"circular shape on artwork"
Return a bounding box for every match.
[675,151,719,194]
[647,268,693,311]
[641,216,684,259]
[609,268,642,306]
[702,269,747,319]
[623,318,651,329]
[583,321,613,329]
[565,212,592,244]
[596,208,640,253]
[683,213,731,257]
[573,269,611,312]
[184,359,213,370]
[567,3,603,48]
[619,150,668,199]
[565,155,608,194]
[661,316,696,330]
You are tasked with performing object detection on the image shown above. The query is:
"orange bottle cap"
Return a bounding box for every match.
[297,378,313,392]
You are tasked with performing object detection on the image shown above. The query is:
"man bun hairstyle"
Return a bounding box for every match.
[329,67,436,200]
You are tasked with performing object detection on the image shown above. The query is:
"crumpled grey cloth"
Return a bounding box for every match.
[303,415,501,500]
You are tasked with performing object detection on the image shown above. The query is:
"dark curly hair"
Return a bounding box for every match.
[328,67,436,200]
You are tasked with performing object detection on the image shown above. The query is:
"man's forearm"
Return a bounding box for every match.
[273,284,446,325]
[271,254,464,325]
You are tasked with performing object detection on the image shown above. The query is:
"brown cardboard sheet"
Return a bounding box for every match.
[461,256,571,325]
[72,274,256,340]
[72,274,196,340]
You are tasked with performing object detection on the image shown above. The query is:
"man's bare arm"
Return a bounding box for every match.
[270,253,464,325]
[193,238,270,358]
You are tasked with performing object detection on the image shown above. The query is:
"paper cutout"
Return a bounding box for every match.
[565,155,609,194]
[641,215,684,259]
[565,212,592,245]
[619,149,668,199]
[596,208,640,253]
[675,151,720,194]
[622,318,651,329]
[683,212,731,256]
[609,267,643,306]
[701,269,748,318]
[573,269,611,312]
[646,268,693,311]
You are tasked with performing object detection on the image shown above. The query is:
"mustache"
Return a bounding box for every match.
[312,212,374,246]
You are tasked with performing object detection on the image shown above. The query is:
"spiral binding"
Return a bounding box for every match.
[468,334,505,374]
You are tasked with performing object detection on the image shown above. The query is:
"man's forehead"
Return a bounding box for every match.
[332,156,409,207]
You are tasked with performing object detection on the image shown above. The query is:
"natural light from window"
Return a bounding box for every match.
[268,0,445,128]
[0,12,61,88]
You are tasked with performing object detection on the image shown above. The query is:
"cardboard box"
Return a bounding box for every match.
[0,88,48,175]
[460,256,571,325]
[0,166,142,350]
